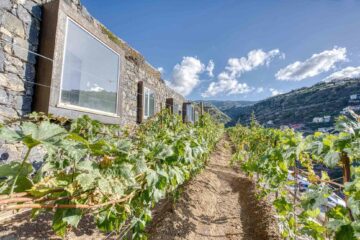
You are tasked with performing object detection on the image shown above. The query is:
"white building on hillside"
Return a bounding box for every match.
[313,116,331,123]
[323,116,331,123]
[350,94,359,100]
[313,117,323,123]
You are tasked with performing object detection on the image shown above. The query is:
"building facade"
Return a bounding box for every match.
[0,0,185,125]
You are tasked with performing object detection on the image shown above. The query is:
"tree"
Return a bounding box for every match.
[250,111,259,128]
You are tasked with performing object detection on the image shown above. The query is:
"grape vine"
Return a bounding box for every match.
[0,111,223,239]
[228,110,360,239]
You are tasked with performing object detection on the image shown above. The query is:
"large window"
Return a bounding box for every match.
[186,104,194,123]
[60,18,120,114]
[144,87,155,118]
[174,104,182,115]
[194,110,199,122]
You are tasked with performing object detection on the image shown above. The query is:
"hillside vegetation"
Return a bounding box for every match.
[227,78,360,131]
[204,100,256,111]
[194,101,231,124]
[228,111,360,239]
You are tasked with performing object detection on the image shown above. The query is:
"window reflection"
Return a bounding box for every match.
[60,18,120,114]
[144,87,155,118]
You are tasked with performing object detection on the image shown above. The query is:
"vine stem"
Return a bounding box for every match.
[9,147,32,195]
[0,197,33,204]
[0,192,135,210]
[0,188,64,201]
[297,169,344,188]
[341,152,354,221]
[293,163,298,240]
[0,192,29,200]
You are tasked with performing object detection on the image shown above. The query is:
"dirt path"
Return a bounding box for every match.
[148,135,280,240]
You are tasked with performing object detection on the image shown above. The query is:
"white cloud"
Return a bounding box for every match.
[225,49,284,78]
[275,47,347,81]
[167,56,205,96]
[90,84,104,92]
[206,60,215,77]
[157,67,164,74]
[202,72,253,97]
[202,49,283,97]
[256,87,264,93]
[269,88,283,96]
[322,66,360,82]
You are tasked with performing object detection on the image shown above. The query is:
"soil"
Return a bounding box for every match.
[147,136,281,240]
[0,135,280,240]
[0,213,114,240]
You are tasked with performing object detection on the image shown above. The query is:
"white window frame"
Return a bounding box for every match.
[58,17,121,117]
[144,87,155,119]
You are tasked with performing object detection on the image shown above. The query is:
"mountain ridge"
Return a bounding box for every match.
[201,78,360,132]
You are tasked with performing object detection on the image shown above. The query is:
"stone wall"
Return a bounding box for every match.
[0,0,186,184]
[0,0,43,121]
[0,0,185,125]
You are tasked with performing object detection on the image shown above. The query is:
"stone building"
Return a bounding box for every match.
[0,0,185,125]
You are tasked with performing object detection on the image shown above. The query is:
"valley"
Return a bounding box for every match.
[203,78,360,133]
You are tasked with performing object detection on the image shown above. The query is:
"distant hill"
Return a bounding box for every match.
[228,78,360,132]
[203,100,256,111]
[193,101,231,124]
[201,100,256,122]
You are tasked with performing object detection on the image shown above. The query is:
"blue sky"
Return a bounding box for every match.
[82,0,360,101]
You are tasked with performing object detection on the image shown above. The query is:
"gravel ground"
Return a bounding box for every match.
[0,213,116,240]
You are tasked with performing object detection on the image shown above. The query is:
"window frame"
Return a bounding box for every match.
[57,17,121,117]
[34,0,126,124]
[143,87,155,119]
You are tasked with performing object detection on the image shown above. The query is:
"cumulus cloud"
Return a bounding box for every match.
[202,49,283,97]
[275,47,347,81]
[269,88,283,96]
[167,57,205,96]
[322,66,360,82]
[157,67,164,74]
[225,49,284,78]
[90,84,105,92]
[202,72,253,97]
[206,60,215,77]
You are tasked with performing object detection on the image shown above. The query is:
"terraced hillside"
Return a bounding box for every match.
[228,78,360,132]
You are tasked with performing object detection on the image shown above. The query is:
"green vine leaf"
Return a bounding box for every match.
[76,173,96,191]
[324,151,341,168]
[335,224,356,240]
[63,208,82,228]
[52,209,68,237]
[0,112,223,238]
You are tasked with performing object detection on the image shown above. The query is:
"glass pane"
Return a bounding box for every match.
[144,90,149,117]
[173,104,178,115]
[186,105,193,122]
[177,105,182,115]
[61,19,119,114]
[149,92,155,116]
